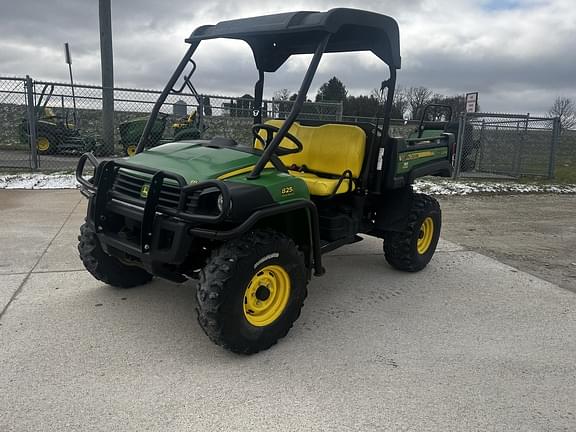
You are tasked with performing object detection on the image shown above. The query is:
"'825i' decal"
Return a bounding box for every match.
[281,186,295,196]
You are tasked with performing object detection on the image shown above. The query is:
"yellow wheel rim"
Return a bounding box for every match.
[126,145,137,157]
[243,264,291,327]
[37,137,50,152]
[417,217,434,255]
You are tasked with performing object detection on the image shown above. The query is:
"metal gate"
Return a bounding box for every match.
[454,112,560,179]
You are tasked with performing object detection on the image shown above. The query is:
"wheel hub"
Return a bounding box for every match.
[243,264,291,327]
[255,285,271,301]
[417,217,434,255]
[37,137,50,152]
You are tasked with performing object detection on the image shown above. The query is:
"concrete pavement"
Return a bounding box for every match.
[1,190,575,431]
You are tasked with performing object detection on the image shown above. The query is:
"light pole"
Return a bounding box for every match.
[99,0,114,154]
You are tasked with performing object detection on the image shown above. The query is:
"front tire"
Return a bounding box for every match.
[78,223,153,288]
[197,229,307,354]
[124,144,137,157]
[36,134,56,155]
[383,193,441,272]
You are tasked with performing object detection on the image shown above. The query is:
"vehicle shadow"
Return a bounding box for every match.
[83,250,431,363]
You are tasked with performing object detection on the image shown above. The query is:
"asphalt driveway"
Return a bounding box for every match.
[1,190,575,431]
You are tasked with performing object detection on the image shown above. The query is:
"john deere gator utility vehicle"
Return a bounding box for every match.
[76,8,453,354]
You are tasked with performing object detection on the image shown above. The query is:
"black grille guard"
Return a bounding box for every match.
[76,153,232,251]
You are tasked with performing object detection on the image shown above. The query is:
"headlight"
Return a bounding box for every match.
[217,193,223,212]
[216,193,231,214]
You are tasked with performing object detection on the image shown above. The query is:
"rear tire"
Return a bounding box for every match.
[197,229,307,354]
[383,193,441,272]
[78,223,153,288]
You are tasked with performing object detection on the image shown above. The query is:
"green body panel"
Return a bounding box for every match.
[124,141,309,203]
[226,170,309,202]
[396,146,449,174]
[128,142,261,183]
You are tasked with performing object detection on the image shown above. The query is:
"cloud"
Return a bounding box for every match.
[0,0,574,115]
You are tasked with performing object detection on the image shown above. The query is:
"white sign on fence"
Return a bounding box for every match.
[466,92,478,113]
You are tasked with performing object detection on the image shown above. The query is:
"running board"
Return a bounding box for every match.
[320,235,363,255]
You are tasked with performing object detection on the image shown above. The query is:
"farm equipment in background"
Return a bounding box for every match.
[119,110,207,156]
[18,84,103,156]
[118,113,169,157]
[172,111,207,140]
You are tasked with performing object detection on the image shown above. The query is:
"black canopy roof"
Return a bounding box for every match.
[186,8,401,72]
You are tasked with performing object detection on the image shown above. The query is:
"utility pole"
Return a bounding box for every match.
[99,0,114,153]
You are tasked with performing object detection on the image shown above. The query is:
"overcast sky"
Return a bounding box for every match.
[1,0,574,115]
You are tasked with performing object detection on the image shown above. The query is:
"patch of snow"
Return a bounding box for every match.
[0,174,78,189]
[1,173,576,196]
[414,179,576,195]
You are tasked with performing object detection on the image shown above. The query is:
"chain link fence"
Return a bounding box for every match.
[0,76,342,172]
[0,77,29,169]
[340,116,421,138]
[1,76,571,181]
[453,112,561,179]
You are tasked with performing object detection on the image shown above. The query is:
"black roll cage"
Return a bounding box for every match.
[136,20,398,182]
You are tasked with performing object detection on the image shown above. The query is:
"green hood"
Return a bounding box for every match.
[125,141,260,183]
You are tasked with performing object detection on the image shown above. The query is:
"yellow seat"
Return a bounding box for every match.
[256,120,366,196]
[289,171,355,195]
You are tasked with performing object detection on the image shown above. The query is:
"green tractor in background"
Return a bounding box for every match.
[119,110,207,156]
[18,84,102,156]
[77,9,454,354]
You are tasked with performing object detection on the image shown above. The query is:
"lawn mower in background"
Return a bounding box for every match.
[119,110,207,156]
[18,84,103,156]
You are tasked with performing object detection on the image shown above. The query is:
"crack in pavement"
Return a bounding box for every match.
[0,196,83,320]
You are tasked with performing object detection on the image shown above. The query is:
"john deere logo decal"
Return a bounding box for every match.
[140,184,150,198]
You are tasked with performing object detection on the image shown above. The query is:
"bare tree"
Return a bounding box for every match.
[274,88,291,101]
[369,86,409,119]
[548,96,576,131]
[406,86,433,120]
[392,87,409,119]
[273,89,293,117]
[369,87,385,104]
[426,93,468,121]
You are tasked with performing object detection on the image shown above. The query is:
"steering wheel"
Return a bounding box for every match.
[252,123,303,156]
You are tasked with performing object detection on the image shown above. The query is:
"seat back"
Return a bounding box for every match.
[257,120,367,178]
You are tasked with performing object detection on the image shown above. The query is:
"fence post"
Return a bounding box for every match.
[453,112,466,178]
[198,95,204,127]
[548,117,560,179]
[25,76,38,170]
[512,114,528,177]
